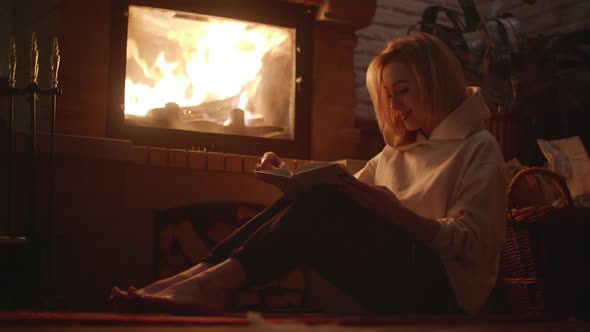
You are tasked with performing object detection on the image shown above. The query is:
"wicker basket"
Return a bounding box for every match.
[501,167,590,314]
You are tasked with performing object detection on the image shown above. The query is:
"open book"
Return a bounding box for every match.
[255,162,354,196]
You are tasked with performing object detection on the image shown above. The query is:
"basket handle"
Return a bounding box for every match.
[506,167,573,210]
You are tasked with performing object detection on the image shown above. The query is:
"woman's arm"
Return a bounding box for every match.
[337,177,441,242]
[429,162,507,262]
[353,152,382,185]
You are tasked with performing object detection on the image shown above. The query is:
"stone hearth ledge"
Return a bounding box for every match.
[35,134,367,175]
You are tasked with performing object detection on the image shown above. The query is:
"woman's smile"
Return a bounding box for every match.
[398,109,411,121]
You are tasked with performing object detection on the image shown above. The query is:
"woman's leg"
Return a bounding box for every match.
[135,186,458,314]
[128,258,248,314]
[110,196,293,310]
[200,196,293,266]
[231,185,458,314]
[146,196,294,293]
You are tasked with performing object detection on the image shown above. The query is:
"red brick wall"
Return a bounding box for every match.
[57,0,110,137]
[52,0,376,161]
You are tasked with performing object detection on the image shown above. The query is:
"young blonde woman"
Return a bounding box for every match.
[111,32,506,315]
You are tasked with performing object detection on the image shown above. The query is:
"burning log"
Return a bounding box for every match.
[146,102,181,127]
[230,108,245,129]
[144,94,241,127]
[174,220,209,264]
[134,97,287,139]
[178,95,239,124]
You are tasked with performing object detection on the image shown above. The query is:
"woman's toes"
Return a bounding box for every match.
[110,286,146,313]
[110,287,127,300]
[127,286,140,295]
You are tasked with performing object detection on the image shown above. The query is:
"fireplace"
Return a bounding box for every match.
[107,0,314,158]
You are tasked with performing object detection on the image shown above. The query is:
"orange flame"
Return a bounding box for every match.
[125,5,292,121]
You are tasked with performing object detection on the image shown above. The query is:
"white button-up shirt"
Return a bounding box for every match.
[355,87,507,313]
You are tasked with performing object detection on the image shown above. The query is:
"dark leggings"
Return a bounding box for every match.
[202,186,459,314]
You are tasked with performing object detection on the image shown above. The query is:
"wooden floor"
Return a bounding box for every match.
[1,322,590,332]
[1,311,589,332]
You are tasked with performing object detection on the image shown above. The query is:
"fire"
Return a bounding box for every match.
[124,5,292,127]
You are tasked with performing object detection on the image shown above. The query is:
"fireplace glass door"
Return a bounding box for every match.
[124,5,296,140]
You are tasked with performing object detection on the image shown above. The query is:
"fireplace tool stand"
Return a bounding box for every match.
[1,33,62,309]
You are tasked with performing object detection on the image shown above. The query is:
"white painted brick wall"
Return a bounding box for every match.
[354,0,590,121]
[354,0,458,122]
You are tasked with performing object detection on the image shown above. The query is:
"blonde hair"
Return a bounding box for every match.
[366,32,466,146]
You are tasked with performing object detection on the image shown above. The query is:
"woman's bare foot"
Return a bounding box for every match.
[132,259,247,314]
[134,276,228,314]
[110,286,145,313]
[137,262,211,295]
[110,262,211,312]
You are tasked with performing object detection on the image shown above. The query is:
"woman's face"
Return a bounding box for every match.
[382,61,436,137]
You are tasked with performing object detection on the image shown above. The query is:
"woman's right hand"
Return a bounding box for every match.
[258,151,288,170]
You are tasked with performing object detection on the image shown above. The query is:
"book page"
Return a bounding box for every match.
[255,168,293,192]
[255,161,354,196]
[292,162,337,175]
[291,162,349,192]
[256,168,293,177]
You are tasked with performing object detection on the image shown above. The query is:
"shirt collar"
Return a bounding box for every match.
[429,86,490,140]
[389,87,490,152]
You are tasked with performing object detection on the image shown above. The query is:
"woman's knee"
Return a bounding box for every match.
[297,185,348,207]
[287,185,360,225]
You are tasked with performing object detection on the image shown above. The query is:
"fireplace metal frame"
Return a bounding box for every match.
[107,0,314,158]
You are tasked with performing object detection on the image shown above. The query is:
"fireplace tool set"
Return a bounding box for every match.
[1,33,61,246]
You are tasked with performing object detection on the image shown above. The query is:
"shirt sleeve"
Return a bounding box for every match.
[354,152,382,184]
[430,161,507,264]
